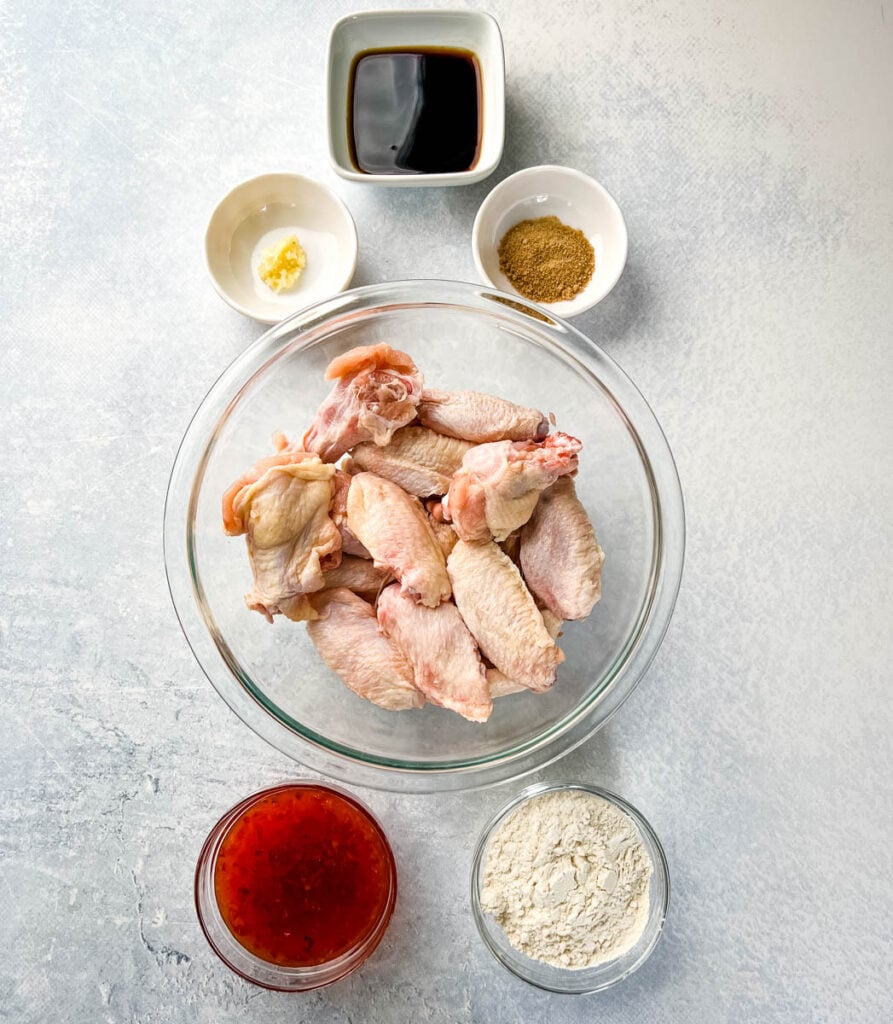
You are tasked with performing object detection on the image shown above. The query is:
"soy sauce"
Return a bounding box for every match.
[348,47,482,174]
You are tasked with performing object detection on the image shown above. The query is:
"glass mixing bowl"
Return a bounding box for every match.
[164,280,684,792]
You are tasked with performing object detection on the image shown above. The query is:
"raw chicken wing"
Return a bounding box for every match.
[223,443,314,535]
[487,608,563,697]
[350,426,472,497]
[428,516,459,559]
[424,498,459,558]
[377,584,492,722]
[444,432,582,542]
[486,669,526,699]
[306,589,423,711]
[281,556,392,624]
[330,469,370,557]
[346,472,451,607]
[448,540,563,692]
[418,389,549,443]
[321,554,391,595]
[222,451,341,622]
[520,476,605,620]
[302,344,423,462]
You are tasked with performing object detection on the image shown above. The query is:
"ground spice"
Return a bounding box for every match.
[497,215,595,303]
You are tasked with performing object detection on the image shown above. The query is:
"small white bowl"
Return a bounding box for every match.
[204,173,358,324]
[472,165,628,316]
[327,9,504,186]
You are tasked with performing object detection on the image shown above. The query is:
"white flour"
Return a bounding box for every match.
[479,789,653,969]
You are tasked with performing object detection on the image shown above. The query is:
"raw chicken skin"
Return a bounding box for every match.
[443,432,582,542]
[540,607,564,639]
[272,556,392,625]
[330,469,370,557]
[424,498,459,557]
[520,476,605,620]
[223,445,317,536]
[377,584,492,723]
[346,472,451,608]
[487,608,563,697]
[222,452,341,622]
[486,668,527,699]
[330,468,352,524]
[350,426,473,497]
[321,554,391,595]
[302,344,423,462]
[418,388,549,443]
[428,516,459,559]
[306,589,423,711]
[448,540,563,692]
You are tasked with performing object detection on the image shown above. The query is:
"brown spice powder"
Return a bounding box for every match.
[497,215,595,304]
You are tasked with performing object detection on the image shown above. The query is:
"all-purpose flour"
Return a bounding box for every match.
[479,789,653,968]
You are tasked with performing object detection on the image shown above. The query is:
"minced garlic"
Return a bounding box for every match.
[257,234,307,292]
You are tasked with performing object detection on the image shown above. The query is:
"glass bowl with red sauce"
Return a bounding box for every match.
[194,782,397,990]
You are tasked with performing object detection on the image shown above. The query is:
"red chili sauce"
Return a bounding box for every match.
[213,785,394,967]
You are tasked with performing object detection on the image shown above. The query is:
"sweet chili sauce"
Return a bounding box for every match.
[212,784,395,967]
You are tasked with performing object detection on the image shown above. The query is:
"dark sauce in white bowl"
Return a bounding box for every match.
[348,48,482,175]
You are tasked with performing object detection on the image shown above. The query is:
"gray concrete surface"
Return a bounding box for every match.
[2,1,892,1021]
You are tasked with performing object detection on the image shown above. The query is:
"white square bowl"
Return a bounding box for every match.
[327,9,505,187]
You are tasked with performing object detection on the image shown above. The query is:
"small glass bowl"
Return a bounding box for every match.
[195,782,397,991]
[470,781,669,994]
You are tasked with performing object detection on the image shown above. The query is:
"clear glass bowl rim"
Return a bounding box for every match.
[164,279,685,793]
[469,779,670,994]
[194,781,397,991]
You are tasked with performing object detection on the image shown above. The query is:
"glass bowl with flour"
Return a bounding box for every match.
[470,781,669,993]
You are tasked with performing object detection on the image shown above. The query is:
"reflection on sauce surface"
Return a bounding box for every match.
[213,785,394,967]
[349,48,481,174]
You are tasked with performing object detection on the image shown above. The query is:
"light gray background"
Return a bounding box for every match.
[2,1,891,1021]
